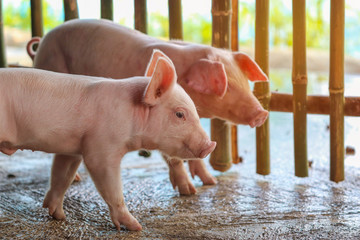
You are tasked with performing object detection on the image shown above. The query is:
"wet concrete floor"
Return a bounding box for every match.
[1,114,360,239]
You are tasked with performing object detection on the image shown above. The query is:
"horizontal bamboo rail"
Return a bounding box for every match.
[270,92,360,116]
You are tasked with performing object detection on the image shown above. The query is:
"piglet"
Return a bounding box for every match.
[0,49,215,230]
[28,19,268,195]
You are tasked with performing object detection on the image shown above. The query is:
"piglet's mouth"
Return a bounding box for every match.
[199,141,216,158]
[177,142,199,160]
[182,141,216,159]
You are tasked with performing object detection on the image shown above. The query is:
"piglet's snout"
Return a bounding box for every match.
[198,141,216,158]
[249,109,269,128]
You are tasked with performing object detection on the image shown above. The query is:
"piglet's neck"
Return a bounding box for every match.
[152,43,211,78]
[127,108,160,152]
[124,79,160,152]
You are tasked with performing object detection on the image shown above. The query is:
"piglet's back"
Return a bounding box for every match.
[0,68,109,154]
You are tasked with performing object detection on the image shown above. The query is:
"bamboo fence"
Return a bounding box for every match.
[209,0,232,172]
[64,0,79,21]
[292,0,308,177]
[30,0,43,38]
[329,0,345,182]
[134,0,147,33]
[168,0,183,40]
[4,0,356,181]
[101,0,113,21]
[254,0,270,175]
[230,0,242,164]
[0,0,6,67]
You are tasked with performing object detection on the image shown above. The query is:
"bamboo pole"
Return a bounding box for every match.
[135,0,149,158]
[210,0,232,172]
[0,0,6,68]
[329,0,345,182]
[63,0,79,21]
[30,0,43,38]
[134,0,147,33]
[101,0,113,20]
[292,0,308,177]
[254,0,270,175]
[230,0,241,164]
[168,0,183,40]
[270,92,360,117]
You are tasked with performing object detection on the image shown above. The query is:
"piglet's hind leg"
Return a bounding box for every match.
[43,154,82,220]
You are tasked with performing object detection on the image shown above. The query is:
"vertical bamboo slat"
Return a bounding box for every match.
[231,0,241,164]
[101,0,113,20]
[134,0,149,158]
[292,0,308,177]
[329,0,345,182]
[210,0,232,172]
[30,0,43,37]
[134,0,147,33]
[0,0,6,67]
[63,0,79,21]
[254,0,270,175]
[168,0,183,40]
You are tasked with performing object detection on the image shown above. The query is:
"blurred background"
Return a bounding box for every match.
[4,0,360,91]
[2,0,360,171]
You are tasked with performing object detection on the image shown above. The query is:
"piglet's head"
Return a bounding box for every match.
[180,50,269,128]
[143,49,216,159]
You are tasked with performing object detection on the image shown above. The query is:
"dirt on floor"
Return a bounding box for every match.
[1,143,360,240]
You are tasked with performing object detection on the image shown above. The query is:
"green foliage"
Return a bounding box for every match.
[3,0,359,56]
[269,0,292,47]
[4,1,30,30]
[148,12,169,39]
[305,0,329,49]
[42,1,62,31]
[183,14,211,45]
[4,0,62,31]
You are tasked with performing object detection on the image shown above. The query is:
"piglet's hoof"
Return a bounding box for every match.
[43,191,66,220]
[188,160,217,185]
[73,173,82,182]
[169,161,197,195]
[110,206,142,231]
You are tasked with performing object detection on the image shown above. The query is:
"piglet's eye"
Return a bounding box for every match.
[175,111,185,119]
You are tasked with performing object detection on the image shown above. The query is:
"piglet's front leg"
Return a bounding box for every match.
[188,159,217,185]
[166,157,197,195]
[166,156,217,195]
[83,151,142,231]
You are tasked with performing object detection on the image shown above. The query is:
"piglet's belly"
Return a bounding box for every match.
[0,141,18,155]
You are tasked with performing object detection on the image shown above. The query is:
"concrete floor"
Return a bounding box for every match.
[1,112,360,239]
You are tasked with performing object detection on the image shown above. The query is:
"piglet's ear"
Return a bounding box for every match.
[233,52,268,82]
[145,49,172,77]
[143,56,177,106]
[182,59,228,98]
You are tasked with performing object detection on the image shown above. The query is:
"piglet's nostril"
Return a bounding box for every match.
[249,110,269,128]
[199,141,216,158]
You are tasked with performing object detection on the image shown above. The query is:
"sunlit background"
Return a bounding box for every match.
[2,0,360,171]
